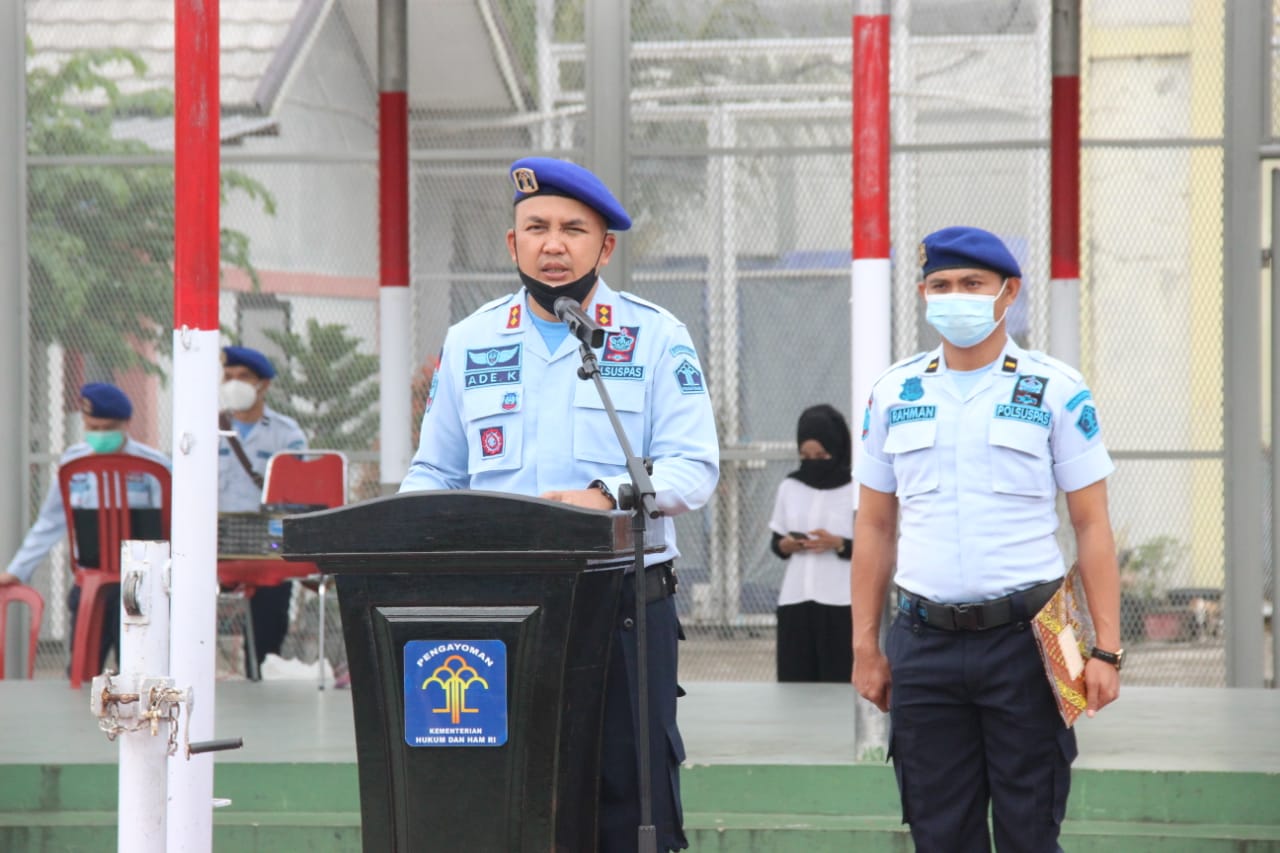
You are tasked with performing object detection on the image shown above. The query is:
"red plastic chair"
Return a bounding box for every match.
[58,453,171,689]
[0,584,45,679]
[262,451,347,688]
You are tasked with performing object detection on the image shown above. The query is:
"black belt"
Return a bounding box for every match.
[624,561,677,604]
[898,578,1060,631]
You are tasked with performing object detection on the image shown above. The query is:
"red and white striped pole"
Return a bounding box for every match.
[169,0,220,849]
[1050,0,1081,366]
[378,0,412,492]
[851,0,892,498]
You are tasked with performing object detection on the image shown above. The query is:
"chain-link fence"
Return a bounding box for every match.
[12,0,1253,687]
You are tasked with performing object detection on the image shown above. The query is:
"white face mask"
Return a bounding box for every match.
[924,279,1009,348]
[219,379,259,412]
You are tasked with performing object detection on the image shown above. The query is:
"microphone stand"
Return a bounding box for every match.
[574,339,661,853]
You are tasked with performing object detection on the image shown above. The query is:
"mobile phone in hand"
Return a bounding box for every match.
[788,531,810,540]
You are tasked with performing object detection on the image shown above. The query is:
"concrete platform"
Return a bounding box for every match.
[1,680,1276,772]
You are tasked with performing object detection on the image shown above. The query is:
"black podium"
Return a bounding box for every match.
[283,490,642,852]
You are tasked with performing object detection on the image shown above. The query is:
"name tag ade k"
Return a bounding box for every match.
[465,344,522,389]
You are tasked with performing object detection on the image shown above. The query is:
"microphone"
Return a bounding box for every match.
[553,297,605,349]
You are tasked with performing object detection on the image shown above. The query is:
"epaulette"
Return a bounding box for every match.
[871,351,932,393]
[1023,349,1084,384]
[474,292,517,315]
[618,290,679,321]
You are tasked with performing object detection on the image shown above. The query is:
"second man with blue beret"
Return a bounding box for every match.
[219,345,307,671]
[852,226,1122,851]
[402,157,719,852]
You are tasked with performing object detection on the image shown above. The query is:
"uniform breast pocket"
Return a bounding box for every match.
[883,418,939,497]
[462,388,524,473]
[573,380,646,466]
[989,418,1053,497]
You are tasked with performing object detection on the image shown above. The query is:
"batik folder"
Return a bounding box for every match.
[1030,563,1095,727]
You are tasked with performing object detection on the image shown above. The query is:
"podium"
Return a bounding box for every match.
[283,490,641,852]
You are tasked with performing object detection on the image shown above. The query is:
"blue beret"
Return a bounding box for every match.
[919,226,1022,279]
[509,157,631,231]
[80,382,132,420]
[222,345,276,379]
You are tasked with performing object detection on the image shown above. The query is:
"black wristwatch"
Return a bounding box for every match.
[1089,646,1125,671]
[588,479,617,509]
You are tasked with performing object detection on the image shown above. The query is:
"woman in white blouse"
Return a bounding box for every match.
[768,404,855,682]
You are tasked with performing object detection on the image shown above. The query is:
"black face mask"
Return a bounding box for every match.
[518,266,598,315]
[788,457,852,491]
[515,239,607,315]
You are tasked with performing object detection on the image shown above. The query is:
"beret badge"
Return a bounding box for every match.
[512,167,539,194]
[80,397,93,415]
[917,242,928,269]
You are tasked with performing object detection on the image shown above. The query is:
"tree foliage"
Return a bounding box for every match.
[261,320,379,450]
[27,42,274,375]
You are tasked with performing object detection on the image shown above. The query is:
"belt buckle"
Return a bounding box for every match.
[949,603,982,631]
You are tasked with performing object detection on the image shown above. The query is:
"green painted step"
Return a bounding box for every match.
[2,762,1278,852]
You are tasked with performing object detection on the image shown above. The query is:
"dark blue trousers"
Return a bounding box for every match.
[597,576,687,853]
[886,610,1076,853]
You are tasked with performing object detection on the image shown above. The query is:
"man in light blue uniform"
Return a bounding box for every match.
[219,345,307,667]
[0,383,170,671]
[852,227,1122,852]
[403,157,719,852]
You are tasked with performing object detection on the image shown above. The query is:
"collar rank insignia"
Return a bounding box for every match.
[512,168,538,193]
[506,304,521,329]
[900,377,924,401]
[595,303,612,326]
[924,357,940,374]
[1002,355,1018,373]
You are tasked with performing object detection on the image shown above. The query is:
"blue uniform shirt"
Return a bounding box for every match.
[218,405,307,512]
[855,338,1114,603]
[5,439,172,583]
[402,279,720,565]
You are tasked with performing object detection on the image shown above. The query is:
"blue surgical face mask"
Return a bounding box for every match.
[925,279,1009,348]
[85,430,125,454]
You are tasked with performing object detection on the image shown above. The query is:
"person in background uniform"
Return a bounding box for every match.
[852,227,1122,852]
[768,404,854,682]
[402,157,719,853]
[219,345,306,668]
[0,383,171,671]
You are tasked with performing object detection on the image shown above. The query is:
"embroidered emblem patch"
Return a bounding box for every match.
[464,344,522,388]
[595,303,612,326]
[674,359,705,394]
[900,377,923,401]
[670,344,696,359]
[506,305,521,329]
[861,396,872,441]
[1076,405,1099,439]
[1012,375,1048,408]
[480,426,505,457]
[424,371,440,413]
[501,392,518,411]
[603,326,639,363]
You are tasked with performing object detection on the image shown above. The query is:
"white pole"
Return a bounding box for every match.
[166,328,219,853]
[118,539,172,850]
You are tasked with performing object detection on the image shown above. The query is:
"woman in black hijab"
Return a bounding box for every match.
[767,404,855,682]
